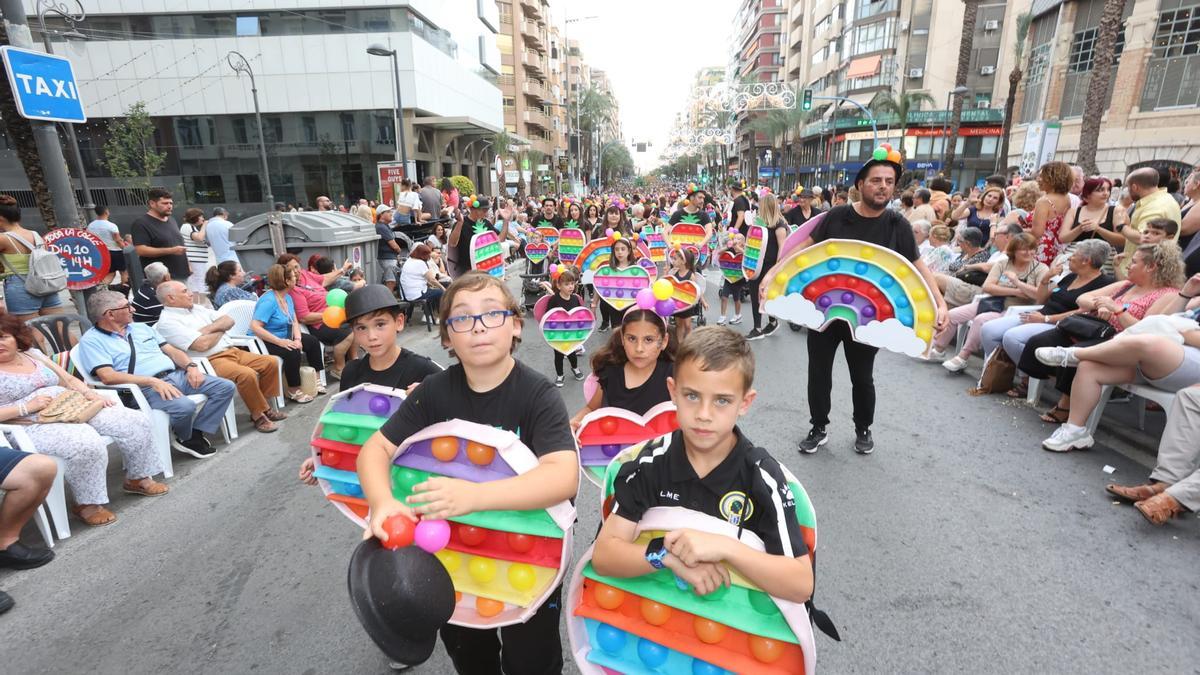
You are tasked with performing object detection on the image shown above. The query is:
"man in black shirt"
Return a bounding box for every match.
[785,188,823,228]
[131,188,189,280]
[447,197,513,279]
[729,179,752,237]
[534,197,563,231]
[789,160,948,455]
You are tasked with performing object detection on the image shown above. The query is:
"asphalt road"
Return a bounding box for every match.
[2,267,1197,674]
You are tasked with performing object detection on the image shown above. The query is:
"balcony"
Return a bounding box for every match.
[522,79,547,101]
[522,20,545,50]
[519,0,541,21]
[521,50,545,76]
[524,109,550,130]
[789,24,804,51]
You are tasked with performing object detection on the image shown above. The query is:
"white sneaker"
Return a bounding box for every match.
[717,315,727,325]
[730,314,743,325]
[1035,346,1079,367]
[942,355,968,372]
[928,346,946,360]
[1042,424,1094,452]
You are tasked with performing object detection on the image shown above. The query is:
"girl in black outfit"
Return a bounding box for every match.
[668,246,707,345]
[570,308,675,431]
[746,193,790,340]
[540,266,586,387]
[583,204,601,235]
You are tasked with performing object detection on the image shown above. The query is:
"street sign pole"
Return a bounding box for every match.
[0,0,82,229]
[36,0,95,223]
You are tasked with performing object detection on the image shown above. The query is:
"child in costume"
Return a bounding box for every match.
[299,284,440,485]
[717,233,747,326]
[592,326,813,603]
[592,237,638,333]
[570,308,674,432]
[539,266,587,387]
[357,271,579,674]
[668,246,707,345]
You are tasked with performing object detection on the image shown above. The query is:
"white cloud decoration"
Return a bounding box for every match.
[855,318,929,357]
[763,294,826,329]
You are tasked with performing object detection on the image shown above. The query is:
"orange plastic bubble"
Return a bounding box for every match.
[693,617,727,644]
[506,532,535,553]
[749,636,785,663]
[431,437,459,462]
[640,599,672,626]
[592,583,625,610]
[468,556,497,583]
[455,591,463,602]
[465,441,495,466]
[598,418,619,435]
[476,596,504,617]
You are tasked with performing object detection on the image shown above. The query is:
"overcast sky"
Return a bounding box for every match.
[556,0,736,172]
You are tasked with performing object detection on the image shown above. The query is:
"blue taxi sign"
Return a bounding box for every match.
[0,46,87,123]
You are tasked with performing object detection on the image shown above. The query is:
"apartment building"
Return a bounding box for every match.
[732,0,788,171]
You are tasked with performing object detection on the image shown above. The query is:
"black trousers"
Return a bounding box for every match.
[598,301,619,329]
[747,279,776,330]
[553,351,579,376]
[439,586,563,675]
[310,322,351,347]
[264,333,323,387]
[807,320,878,430]
[1018,326,1107,395]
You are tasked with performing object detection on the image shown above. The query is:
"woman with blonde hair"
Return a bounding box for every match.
[746,192,790,340]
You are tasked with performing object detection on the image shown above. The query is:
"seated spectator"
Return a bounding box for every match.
[1037,273,1200,451]
[1019,242,1185,424]
[1106,384,1200,524]
[1058,176,1126,273]
[1116,218,1177,279]
[399,244,446,311]
[919,224,955,273]
[934,226,992,308]
[155,280,287,433]
[425,222,450,253]
[981,240,1114,396]
[912,219,933,256]
[132,262,171,325]
[0,436,57,569]
[429,247,452,285]
[2,311,169,527]
[206,261,256,310]
[279,254,354,380]
[935,233,1049,371]
[251,265,324,403]
[79,290,236,460]
[953,186,1006,244]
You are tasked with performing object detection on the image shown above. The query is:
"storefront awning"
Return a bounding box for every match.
[846,55,882,80]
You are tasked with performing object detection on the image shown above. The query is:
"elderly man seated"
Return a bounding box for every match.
[132,262,171,325]
[77,290,236,458]
[1107,385,1200,525]
[154,280,287,433]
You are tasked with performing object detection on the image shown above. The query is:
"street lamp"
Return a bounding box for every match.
[941,85,970,175]
[36,0,94,222]
[564,16,598,194]
[367,43,411,178]
[227,51,273,210]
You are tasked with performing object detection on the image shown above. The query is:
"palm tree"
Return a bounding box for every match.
[944,0,982,173]
[0,23,59,227]
[747,110,789,190]
[869,90,937,160]
[1076,0,1126,175]
[570,84,617,186]
[998,11,1034,175]
[492,130,514,196]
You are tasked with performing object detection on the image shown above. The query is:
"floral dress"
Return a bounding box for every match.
[1037,202,1066,266]
[0,351,160,504]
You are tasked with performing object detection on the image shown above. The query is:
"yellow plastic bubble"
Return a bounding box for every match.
[507,563,537,591]
[436,549,462,573]
[912,288,927,301]
[916,327,932,341]
[767,288,781,300]
[918,310,933,324]
[468,556,497,584]
[824,243,838,256]
[859,246,874,259]
[798,254,810,268]
[772,274,787,289]
[894,266,909,278]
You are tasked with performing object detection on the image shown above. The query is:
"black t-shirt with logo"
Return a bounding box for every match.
[612,429,808,558]
[131,213,188,279]
[380,360,575,459]
[810,204,919,262]
[338,348,440,392]
[597,359,673,415]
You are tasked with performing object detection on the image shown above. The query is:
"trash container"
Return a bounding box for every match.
[230,211,380,283]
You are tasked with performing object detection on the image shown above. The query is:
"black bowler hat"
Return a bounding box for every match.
[854,159,902,185]
[345,284,400,322]
[347,539,456,666]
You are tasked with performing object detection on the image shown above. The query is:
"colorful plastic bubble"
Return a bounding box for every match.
[887,150,902,163]
[693,617,727,644]
[465,441,495,466]
[458,525,488,547]
[507,563,537,591]
[872,147,888,161]
[431,436,459,462]
[749,636,785,663]
[381,514,416,550]
[326,288,347,308]
[748,588,778,615]
[601,444,620,457]
[368,395,391,415]
[468,556,497,584]
[655,299,676,316]
[593,583,625,610]
[322,305,346,328]
[881,143,893,152]
[598,418,619,435]
[640,599,672,626]
[414,519,451,553]
[596,623,626,653]
[692,659,725,675]
[435,549,461,573]
[636,287,657,309]
[652,278,673,300]
[476,596,504,617]
[605,228,614,237]
[506,532,535,553]
[613,232,622,241]
[337,425,356,441]
[637,638,669,668]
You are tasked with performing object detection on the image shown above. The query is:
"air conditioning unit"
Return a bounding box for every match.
[984,19,1000,31]
[980,65,996,75]
[898,21,909,32]
[908,67,924,78]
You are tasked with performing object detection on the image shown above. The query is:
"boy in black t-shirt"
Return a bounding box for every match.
[729,179,752,237]
[593,327,813,604]
[357,272,578,675]
[786,160,948,455]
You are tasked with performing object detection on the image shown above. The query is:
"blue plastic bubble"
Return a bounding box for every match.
[826,259,841,271]
[637,638,669,668]
[854,262,869,275]
[880,275,894,287]
[896,296,910,309]
[693,658,726,675]
[798,271,812,283]
[596,623,626,653]
[898,311,914,327]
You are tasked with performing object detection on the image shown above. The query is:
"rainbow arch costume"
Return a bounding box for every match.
[311,385,575,627]
[567,437,829,674]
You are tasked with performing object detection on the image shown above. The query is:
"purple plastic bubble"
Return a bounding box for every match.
[841,291,855,304]
[655,298,676,316]
[636,287,657,309]
[368,395,391,415]
[602,444,621,457]
[862,305,876,318]
[817,296,833,308]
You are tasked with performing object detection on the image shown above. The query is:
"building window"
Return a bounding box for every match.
[375,116,395,144]
[236,174,263,203]
[189,175,225,204]
[232,118,248,144]
[856,0,898,21]
[176,118,203,147]
[849,17,895,56]
[302,116,317,143]
[1140,0,1200,110]
[1061,0,1129,118]
[1019,12,1058,123]
[263,117,283,144]
[341,113,356,142]
[235,16,260,36]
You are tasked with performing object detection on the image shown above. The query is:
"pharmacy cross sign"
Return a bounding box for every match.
[0,46,87,123]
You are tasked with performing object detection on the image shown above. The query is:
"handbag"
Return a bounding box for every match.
[969,346,1016,396]
[1058,314,1116,342]
[34,390,105,424]
[976,296,1007,314]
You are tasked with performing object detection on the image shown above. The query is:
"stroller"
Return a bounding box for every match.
[520,258,550,311]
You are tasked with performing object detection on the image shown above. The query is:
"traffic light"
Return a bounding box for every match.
[802,88,813,111]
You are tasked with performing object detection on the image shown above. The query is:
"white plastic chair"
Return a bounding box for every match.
[195,356,237,442]
[1085,383,1179,437]
[0,427,69,545]
[216,300,286,408]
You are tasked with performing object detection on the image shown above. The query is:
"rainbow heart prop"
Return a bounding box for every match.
[762,239,936,356]
[558,228,586,266]
[668,221,706,251]
[577,237,614,284]
[535,225,560,247]
[637,257,657,275]
[644,229,668,263]
[525,242,550,265]
[719,251,745,284]
[593,266,652,311]
[540,306,596,355]
[661,276,700,315]
[574,403,678,487]
[743,220,767,280]
[470,224,505,278]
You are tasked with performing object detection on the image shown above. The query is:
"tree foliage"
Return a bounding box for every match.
[449,175,476,196]
[102,101,166,192]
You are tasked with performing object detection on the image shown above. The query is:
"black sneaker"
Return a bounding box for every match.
[598,323,610,333]
[799,427,828,454]
[855,428,875,455]
[762,320,780,337]
[554,375,565,388]
[172,435,216,458]
[572,367,585,381]
[0,542,54,570]
[0,590,12,615]
[788,322,803,332]
[747,328,766,341]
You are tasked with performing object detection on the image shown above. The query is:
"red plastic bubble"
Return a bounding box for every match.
[640,599,672,626]
[506,532,535,553]
[749,636,785,663]
[593,583,625,610]
[381,514,416,550]
[322,450,339,467]
[431,436,459,462]
[598,417,619,435]
[465,441,495,466]
[693,617,727,644]
[458,525,488,547]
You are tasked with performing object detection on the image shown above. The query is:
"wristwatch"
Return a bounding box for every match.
[185,363,199,370]
[644,537,668,569]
